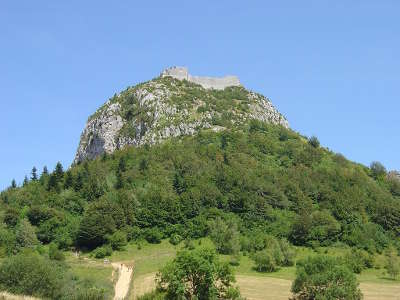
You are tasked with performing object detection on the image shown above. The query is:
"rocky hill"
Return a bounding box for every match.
[74,67,288,163]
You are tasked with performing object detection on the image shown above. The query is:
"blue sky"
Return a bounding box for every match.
[0,1,399,190]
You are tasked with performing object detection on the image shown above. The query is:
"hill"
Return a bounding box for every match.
[0,68,399,299]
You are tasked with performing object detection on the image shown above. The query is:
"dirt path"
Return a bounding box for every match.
[112,263,133,300]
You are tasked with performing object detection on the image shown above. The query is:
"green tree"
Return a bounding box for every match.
[48,243,65,261]
[23,176,29,186]
[157,247,242,300]
[15,219,39,249]
[54,162,64,180]
[4,207,19,228]
[308,136,320,148]
[291,255,362,300]
[31,166,38,181]
[209,217,240,255]
[252,249,278,272]
[77,198,124,249]
[385,248,400,280]
[10,179,17,189]
[370,161,387,180]
[107,230,127,250]
[63,171,74,189]
[0,252,63,299]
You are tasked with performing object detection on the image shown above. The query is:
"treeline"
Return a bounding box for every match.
[0,121,399,298]
[1,121,399,256]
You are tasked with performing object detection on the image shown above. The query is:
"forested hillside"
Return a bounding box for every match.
[2,121,400,256]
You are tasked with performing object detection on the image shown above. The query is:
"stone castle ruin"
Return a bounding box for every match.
[161,66,241,90]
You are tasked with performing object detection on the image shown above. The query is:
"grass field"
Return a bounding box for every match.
[111,239,400,300]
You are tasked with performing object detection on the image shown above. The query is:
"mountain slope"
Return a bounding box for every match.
[74,68,288,163]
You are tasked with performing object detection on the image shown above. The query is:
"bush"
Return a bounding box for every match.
[93,245,112,259]
[145,227,163,244]
[344,249,373,274]
[157,247,241,299]
[0,252,63,299]
[291,255,362,300]
[370,161,387,179]
[169,233,182,245]
[252,250,278,272]
[108,230,127,250]
[49,243,65,261]
[308,136,320,148]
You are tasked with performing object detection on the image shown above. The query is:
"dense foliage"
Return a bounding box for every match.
[0,120,400,297]
[1,121,399,256]
[156,247,242,299]
[291,255,362,300]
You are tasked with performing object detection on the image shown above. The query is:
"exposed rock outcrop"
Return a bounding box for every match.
[74,67,288,163]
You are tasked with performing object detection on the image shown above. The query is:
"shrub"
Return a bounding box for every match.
[157,247,241,299]
[49,243,65,261]
[0,252,63,299]
[252,250,278,272]
[291,255,362,300]
[370,161,387,179]
[108,231,127,250]
[144,227,163,244]
[344,249,374,274]
[169,233,182,245]
[308,136,320,148]
[93,245,112,259]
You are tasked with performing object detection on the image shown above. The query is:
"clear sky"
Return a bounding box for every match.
[1,1,399,190]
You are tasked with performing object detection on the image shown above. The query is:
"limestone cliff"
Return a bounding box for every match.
[74,67,289,163]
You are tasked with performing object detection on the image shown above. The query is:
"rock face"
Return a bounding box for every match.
[74,67,289,163]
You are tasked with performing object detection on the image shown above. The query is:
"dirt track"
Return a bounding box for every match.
[112,263,133,300]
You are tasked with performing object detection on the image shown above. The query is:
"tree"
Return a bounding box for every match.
[15,219,39,249]
[252,250,278,272]
[42,166,49,176]
[54,162,64,181]
[0,252,63,299]
[10,179,17,189]
[291,255,362,300]
[47,173,59,192]
[31,167,38,181]
[308,136,320,148]
[63,171,74,189]
[23,176,29,186]
[107,230,127,250]
[118,157,126,172]
[385,248,400,280]
[370,161,387,179]
[77,198,124,249]
[209,217,240,255]
[115,169,124,189]
[4,207,19,228]
[157,247,242,300]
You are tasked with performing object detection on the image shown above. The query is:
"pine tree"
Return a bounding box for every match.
[74,172,83,192]
[11,179,17,189]
[31,166,38,181]
[115,169,124,189]
[55,162,64,181]
[47,173,59,192]
[42,166,49,175]
[23,176,29,186]
[118,157,126,172]
[64,171,74,189]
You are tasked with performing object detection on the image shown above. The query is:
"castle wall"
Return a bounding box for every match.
[161,66,240,90]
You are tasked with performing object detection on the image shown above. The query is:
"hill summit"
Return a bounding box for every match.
[74,67,288,163]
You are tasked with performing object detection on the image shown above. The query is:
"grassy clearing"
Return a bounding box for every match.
[59,240,400,299]
[64,253,115,299]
